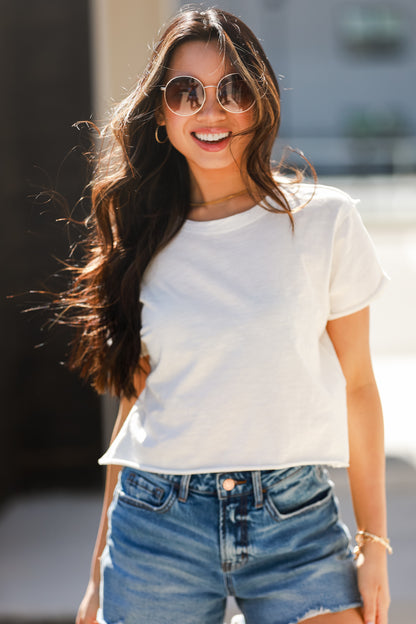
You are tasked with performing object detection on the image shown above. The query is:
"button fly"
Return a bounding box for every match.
[222,478,236,491]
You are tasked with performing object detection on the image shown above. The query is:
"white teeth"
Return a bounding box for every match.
[194,131,230,142]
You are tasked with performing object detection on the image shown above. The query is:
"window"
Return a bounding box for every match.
[340,5,406,56]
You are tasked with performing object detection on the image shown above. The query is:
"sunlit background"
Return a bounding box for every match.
[0,1,415,623]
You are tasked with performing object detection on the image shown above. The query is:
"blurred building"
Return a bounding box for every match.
[179,0,416,174]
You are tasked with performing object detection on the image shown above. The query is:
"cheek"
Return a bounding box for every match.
[232,115,255,150]
[238,109,255,133]
[163,112,186,144]
[164,126,187,157]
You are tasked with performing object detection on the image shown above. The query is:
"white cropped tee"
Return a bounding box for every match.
[99,183,388,474]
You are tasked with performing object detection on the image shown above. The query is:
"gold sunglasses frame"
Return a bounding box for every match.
[160,73,255,116]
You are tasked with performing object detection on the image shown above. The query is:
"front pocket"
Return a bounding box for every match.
[117,468,177,513]
[265,465,334,521]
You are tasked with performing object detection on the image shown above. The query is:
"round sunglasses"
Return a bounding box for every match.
[160,73,255,116]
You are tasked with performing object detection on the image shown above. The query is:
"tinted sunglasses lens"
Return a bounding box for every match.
[218,74,254,112]
[165,77,204,115]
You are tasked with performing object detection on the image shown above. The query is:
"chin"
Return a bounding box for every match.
[189,151,243,173]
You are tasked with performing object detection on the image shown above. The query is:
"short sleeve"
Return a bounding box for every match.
[328,198,389,320]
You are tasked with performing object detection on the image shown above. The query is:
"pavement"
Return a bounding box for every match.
[0,457,415,624]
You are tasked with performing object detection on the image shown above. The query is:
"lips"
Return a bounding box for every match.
[193,131,231,142]
[191,129,232,152]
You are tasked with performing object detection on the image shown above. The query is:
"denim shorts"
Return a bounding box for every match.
[98,465,362,624]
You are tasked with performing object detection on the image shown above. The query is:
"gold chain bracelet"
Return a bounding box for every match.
[353,530,393,559]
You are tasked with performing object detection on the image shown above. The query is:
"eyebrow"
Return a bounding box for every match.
[163,69,236,85]
[164,60,233,82]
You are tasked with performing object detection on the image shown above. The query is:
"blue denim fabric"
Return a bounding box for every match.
[98,465,362,624]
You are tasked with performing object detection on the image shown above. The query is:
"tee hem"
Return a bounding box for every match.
[97,457,349,474]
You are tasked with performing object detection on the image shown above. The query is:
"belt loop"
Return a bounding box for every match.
[178,474,191,503]
[252,471,263,509]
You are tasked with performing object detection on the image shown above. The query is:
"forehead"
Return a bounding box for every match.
[165,40,234,82]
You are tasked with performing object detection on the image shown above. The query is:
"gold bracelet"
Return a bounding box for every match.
[353,530,393,559]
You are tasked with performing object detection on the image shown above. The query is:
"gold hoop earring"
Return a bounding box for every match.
[155,125,169,144]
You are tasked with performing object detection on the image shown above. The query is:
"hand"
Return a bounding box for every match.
[76,579,100,624]
[356,543,390,624]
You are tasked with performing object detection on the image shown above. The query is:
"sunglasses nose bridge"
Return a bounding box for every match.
[198,84,227,115]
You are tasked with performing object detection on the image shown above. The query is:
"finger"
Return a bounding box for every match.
[376,593,390,624]
[361,589,377,624]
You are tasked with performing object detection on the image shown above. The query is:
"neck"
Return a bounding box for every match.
[188,183,256,222]
[190,188,249,208]
[189,166,248,204]
[187,164,260,221]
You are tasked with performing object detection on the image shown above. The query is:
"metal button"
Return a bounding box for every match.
[222,478,236,491]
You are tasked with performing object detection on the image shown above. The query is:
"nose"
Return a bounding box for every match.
[197,85,226,118]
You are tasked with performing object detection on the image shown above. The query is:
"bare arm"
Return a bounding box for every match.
[327,307,390,624]
[76,357,150,624]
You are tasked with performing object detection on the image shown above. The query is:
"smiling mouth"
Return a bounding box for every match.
[192,131,231,143]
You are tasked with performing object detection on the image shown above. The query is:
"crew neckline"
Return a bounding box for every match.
[183,203,267,234]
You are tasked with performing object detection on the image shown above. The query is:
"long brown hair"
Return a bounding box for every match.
[59,7,304,398]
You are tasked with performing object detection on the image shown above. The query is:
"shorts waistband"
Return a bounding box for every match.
[150,466,313,508]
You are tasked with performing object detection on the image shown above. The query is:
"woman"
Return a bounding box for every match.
[72,7,391,624]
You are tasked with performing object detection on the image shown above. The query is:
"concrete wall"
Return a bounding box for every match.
[88,0,177,446]
[90,0,177,120]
